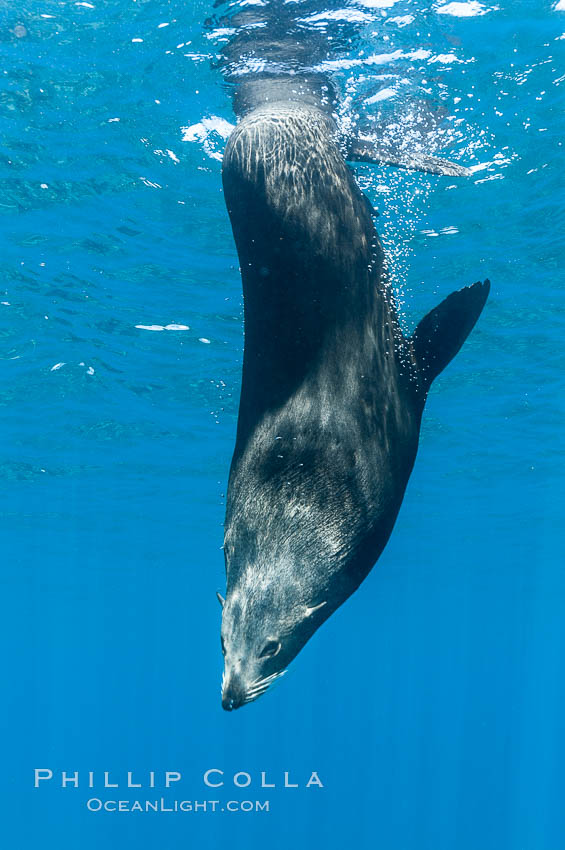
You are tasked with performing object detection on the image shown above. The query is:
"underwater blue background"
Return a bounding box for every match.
[2,0,564,847]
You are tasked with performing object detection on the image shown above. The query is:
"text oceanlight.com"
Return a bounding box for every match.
[86,798,270,813]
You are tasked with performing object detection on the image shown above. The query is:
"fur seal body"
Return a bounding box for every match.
[218,98,489,710]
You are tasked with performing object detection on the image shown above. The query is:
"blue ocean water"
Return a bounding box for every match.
[2,0,564,848]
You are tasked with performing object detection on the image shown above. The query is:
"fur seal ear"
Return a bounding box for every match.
[304,601,327,617]
[412,280,490,389]
[216,592,226,608]
[346,137,470,177]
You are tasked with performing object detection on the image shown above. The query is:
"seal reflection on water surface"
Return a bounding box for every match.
[218,101,489,711]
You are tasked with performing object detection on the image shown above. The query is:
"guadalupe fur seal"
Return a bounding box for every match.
[217,95,489,710]
[211,3,489,709]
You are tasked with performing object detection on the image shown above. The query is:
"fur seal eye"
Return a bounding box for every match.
[258,640,281,659]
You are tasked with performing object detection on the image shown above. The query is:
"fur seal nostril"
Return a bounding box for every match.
[221,671,248,712]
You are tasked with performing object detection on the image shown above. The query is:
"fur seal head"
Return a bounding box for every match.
[220,572,328,711]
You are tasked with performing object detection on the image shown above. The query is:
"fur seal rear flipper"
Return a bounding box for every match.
[347,136,471,177]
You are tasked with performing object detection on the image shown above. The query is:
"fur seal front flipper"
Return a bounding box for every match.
[411,280,491,388]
